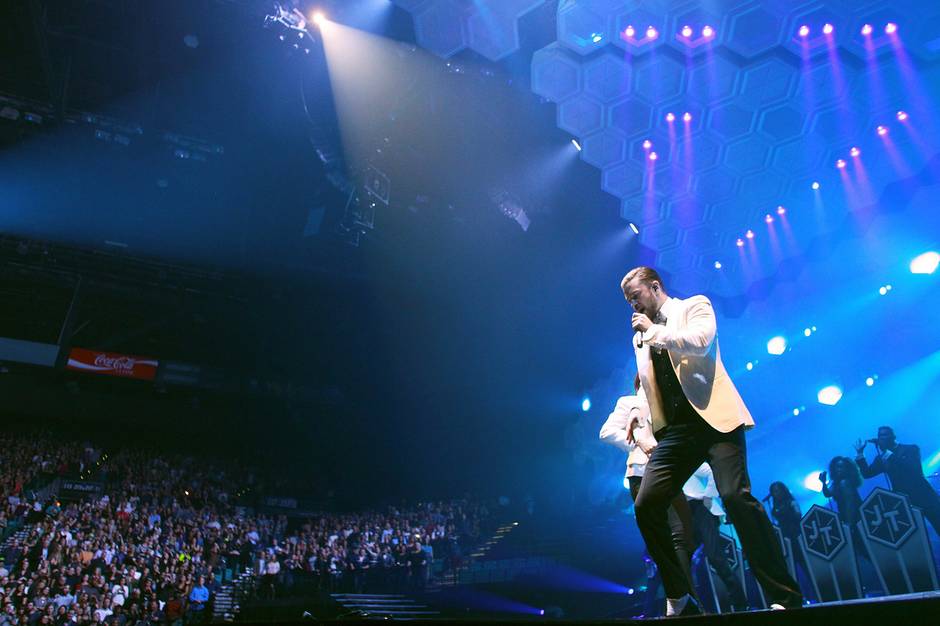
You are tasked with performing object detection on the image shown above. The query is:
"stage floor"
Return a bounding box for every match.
[235,590,940,623]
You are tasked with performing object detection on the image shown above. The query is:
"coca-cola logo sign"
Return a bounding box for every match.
[94,354,136,371]
[67,348,158,381]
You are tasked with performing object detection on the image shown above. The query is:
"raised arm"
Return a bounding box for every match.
[642,296,716,357]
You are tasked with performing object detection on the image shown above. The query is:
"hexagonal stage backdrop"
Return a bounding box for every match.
[395,0,940,298]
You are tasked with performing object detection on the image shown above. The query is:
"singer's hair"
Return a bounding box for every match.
[878,425,895,438]
[633,373,641,393]
[621,266,665,295]
[828,456,862,487]
[769,481,794,503]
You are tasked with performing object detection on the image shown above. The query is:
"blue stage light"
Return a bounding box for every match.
[581,397,591,412]
[910,251,939,275]
[817,385,843,406]
[767,336,787,356]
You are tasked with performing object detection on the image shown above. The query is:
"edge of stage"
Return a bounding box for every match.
[233,590,940,623]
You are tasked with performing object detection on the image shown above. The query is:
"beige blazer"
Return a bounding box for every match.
[633,295,754,434]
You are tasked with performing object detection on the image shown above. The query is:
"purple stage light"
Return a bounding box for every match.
[624,25,635,38]
[642,139,652,150]
[822,23,834,35]
[885,22,898,35]
[665,112,676,123]
[850,146,860,157]
[648,151,658,161]
[777,205,786,215]
[877,125,888,136]
[681,25,692,38]
[897,110,908,121]
[682,112,692,123]
[836,159,846,169]
[702,25,714,39]
[765,214,774,224]
[745,229,754,239]
[798,25,810,38]
[646,26,658,40]
[736,238,744,247]
[861,24,873,36]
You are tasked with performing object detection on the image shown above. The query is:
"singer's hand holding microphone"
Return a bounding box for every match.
[632,313,653,348]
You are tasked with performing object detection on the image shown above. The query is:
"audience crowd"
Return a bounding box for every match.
[0,433,489,625]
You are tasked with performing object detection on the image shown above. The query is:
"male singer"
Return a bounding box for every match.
[621,266,801,615]
[855,426,940,537]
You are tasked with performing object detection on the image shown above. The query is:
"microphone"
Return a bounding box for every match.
[761,494,771,503]
[866,438,879,444]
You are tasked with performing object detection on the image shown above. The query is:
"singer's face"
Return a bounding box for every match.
[877,429,895,449]
[624,278,658,318]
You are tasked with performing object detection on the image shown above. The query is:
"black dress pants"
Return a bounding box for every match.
[633,420,802,607]
[628,475,696,603]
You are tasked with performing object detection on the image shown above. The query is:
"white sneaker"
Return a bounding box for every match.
[770,603,787,610]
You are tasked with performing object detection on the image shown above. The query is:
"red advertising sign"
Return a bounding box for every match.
[66,348,159,381]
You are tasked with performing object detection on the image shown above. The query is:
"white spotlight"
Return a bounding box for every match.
[817,385,843,406]
[745,361,754,371]
[865,377,875,387]
[312,11,326,26]
[581,397,591,412]
[571,139,582,151]
[910,251,939,275]
[629,223,640,235]
[766,336,787,356]
[803,471,823,492]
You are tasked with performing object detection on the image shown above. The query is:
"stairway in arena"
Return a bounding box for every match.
[331,593,441,619]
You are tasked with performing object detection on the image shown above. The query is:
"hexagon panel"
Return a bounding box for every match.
[634,54,686,104]
[725,4,788,58]
[558,95,605,137]
[581,129,627,169]
[583,51,631,103]
[531,43,582,103]
[558,1,610,56]
[413,1,468,59]
[686,54,743,108]
[609,97,653,139]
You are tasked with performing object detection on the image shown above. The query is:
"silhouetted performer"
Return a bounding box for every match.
[767,482,813,600]
[821,457,863,536]
[684,463,748,611]
[622,266,801,615]
[855,426,940,537]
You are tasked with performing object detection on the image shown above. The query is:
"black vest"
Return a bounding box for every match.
[650,340,698,427]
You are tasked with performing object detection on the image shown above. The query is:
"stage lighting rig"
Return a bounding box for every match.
[263,3,318,52]
[491,189,531,232]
